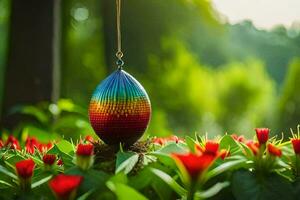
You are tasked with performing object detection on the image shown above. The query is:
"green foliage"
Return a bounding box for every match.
[107,181,148,200]
[1,130,299,199]
[232,170,295,200]
[227,21,300,84]
[0,0,10,114]
[61,0,106,106]
[278,58,300,135]
[216,60,276,134]
[115,152,139,174]
[5,99,96,141]
[145,39,275,136]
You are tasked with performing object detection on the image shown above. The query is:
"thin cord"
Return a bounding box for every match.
[116,0,124,69]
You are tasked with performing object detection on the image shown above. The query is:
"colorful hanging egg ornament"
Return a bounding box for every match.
[88,69,151,145]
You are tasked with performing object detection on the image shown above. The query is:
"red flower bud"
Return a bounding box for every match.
[0,139,3,148]
[15,159,35,179]
[5,135,21,150]
[204,141,219,156]
[25,136,39,154]
[38,142,53,153]
[231,134,245,142]
[267,144,282,157]
[76,143,94,156]
[255,128,270,144]
[153,135,184,146]
[195,140,220,156]
[43,154,57,166]
[25,144,35,154]
[153,137,165,145]
[291,138,300,155]
[167,135,184,143]
[49,174,83,199]
[57,159,64,166]
[246,140,260,155]
[172,153,216,179]
[26,136,39,146]
[85,135,94,143]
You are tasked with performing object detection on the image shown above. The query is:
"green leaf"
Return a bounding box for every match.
[32,175,52,188]
[77,190,95,200]
[240,142,253,156]
[109,172,128,184]
[150,168,187,196]
[156,143,187,154]
[11,105,49,124]
[0,180,13,188]
[22,126,60,143]
[115,152,139,174]
[106,181,148,200]
[195,181,230,199]
[65,168,110,194]
[56,140,74,154]
[206,158,246,179]
[0,165,17,180]
[232,170,295,200]
[129,168,153,190]
[57,99,86,115]
[150,152,177,168]
[52,116,93,139]
[48,145,74,169]
[151,176,174,200]
[185,136,196,153]
[143,155,157,165]
[219,135,241,153]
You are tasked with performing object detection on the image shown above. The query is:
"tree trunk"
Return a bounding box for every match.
[1,0,61,129]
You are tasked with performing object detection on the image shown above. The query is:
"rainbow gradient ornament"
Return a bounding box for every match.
[88,69,151,145]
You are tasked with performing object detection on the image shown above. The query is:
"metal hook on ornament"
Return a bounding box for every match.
[116,51,124,69]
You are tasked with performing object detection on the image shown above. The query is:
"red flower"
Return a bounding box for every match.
[153,137,165,145]
[267,144,282,157]
[195,140,220,156]
[76,143,94,156]
[49,174,83,199]
[167,135,184,143]
[25,136,39,154]
[204,141,219,155]
[231,134,245,142]
[219,149,230,160]
[38,142,53,153]
[5,135,21,150]
[85,135,94,143]
[43,154,57,166]
[291,138,300,155]
[25,144,35,154]
[153,135,184,146]
[15,159,35,179]
[0,139,3,148]
[25,136,39,146]
[172,153,216,179]
[255,128,270,144]
[57,159,64,166]
[246,140,260,155]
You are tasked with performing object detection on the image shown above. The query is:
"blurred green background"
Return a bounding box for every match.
[0,0,300,140]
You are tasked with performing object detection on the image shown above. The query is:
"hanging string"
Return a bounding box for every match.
[116,0,124,69]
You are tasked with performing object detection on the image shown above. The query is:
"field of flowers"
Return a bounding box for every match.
[0,128,300,200]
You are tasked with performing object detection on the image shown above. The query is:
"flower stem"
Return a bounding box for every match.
[187,182,196,200]
[19,177,31,191]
